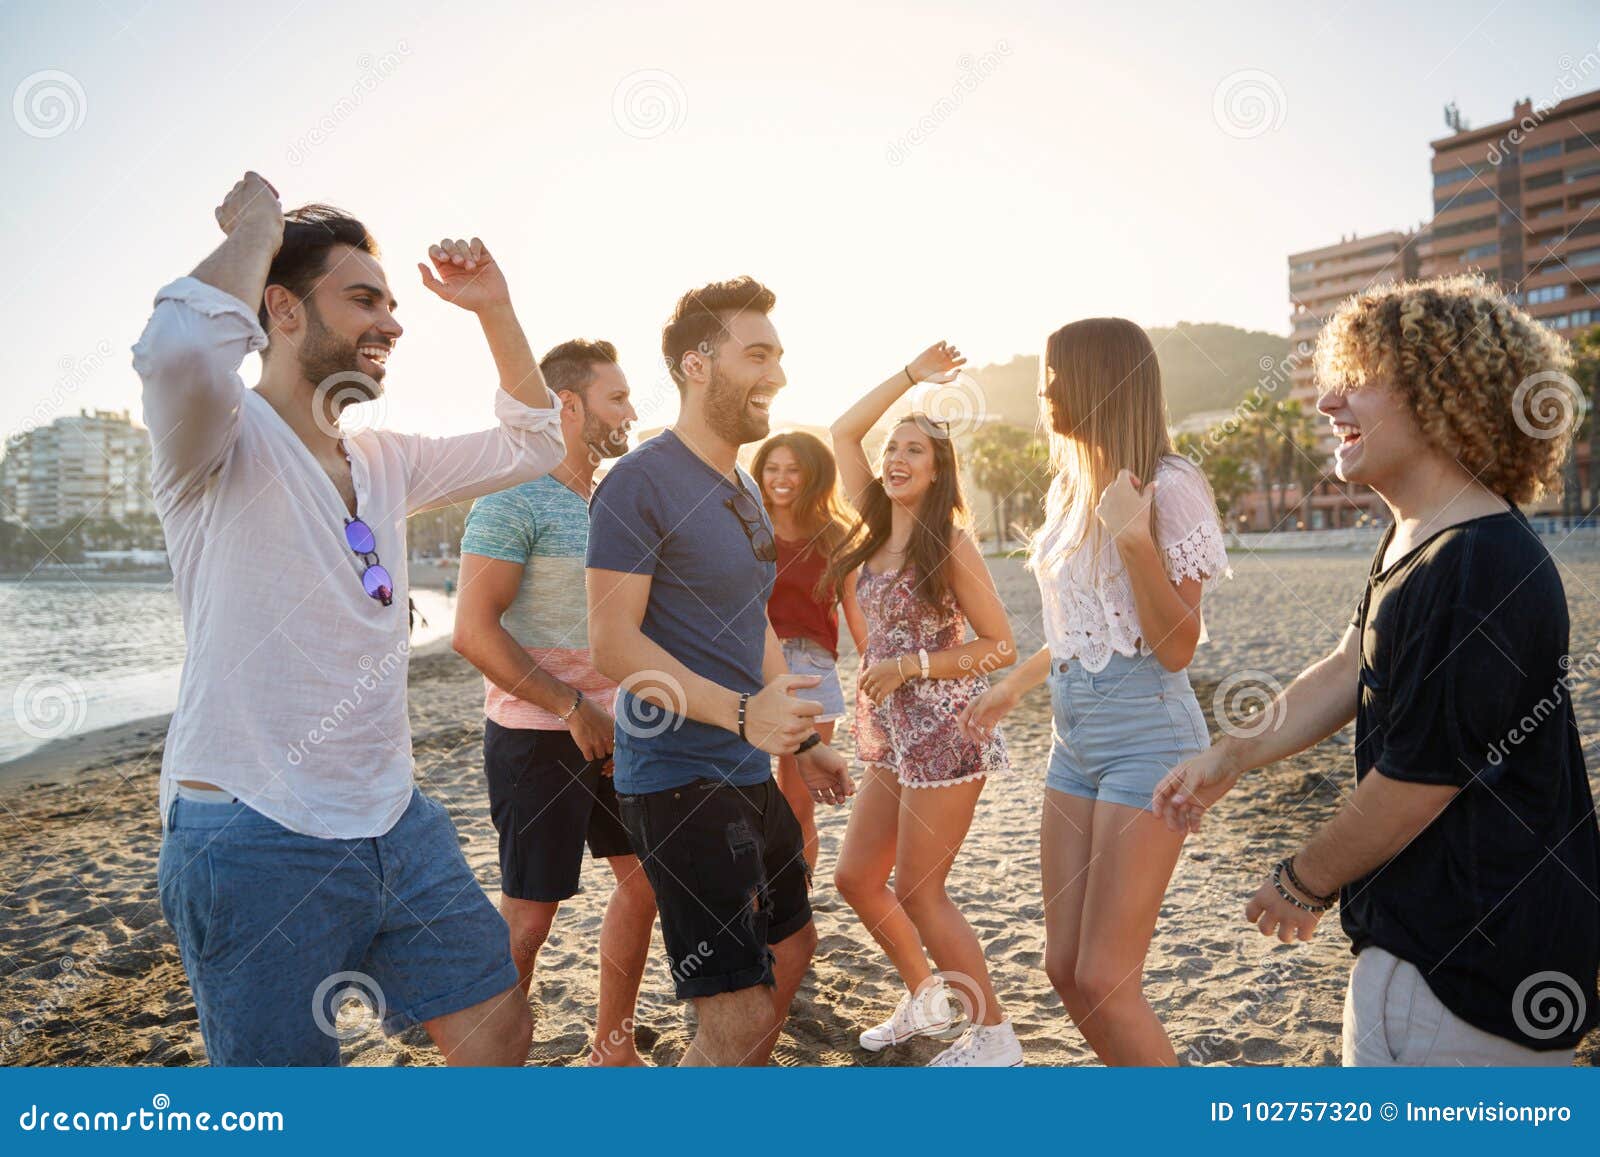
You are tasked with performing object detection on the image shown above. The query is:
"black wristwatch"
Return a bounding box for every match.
[795,733,822,756]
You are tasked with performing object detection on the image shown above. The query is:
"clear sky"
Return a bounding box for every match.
[2,0,1595,442]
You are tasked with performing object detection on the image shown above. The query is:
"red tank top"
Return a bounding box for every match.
[768,534,840,658]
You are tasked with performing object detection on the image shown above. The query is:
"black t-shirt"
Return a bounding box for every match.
[1343,508,1600,1050]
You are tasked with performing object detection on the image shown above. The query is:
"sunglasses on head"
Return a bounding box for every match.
[725,487,777,563]
[344,517,393,606]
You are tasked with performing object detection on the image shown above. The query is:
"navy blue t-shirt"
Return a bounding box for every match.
[586,429,777,793]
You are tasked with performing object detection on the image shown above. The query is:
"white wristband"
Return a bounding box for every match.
[918,648,930,679]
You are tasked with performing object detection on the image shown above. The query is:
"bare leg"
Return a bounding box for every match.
[423,984,531,1066]
[1040,789,1097,1039]
[680,985,778,1066]
[894,776,1001,1025]
[499,894,559,995]
[752,918,818,1063]
[588,854,656,1066]
[775,721,833,872]
[1071,802,1186,1065]
[833,763,933,992]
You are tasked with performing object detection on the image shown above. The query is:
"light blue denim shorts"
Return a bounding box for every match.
[780,636,845,722]
[1046,651,1210,811]
[157,788,518,1066]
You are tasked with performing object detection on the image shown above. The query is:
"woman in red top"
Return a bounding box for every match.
[753,431,867,871]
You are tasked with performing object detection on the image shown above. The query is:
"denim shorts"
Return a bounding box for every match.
[780,637,845,723]
[1045,651,1210,812]
[157,788,519,1066]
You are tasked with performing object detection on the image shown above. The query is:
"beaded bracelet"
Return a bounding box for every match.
[737,692,750,742]
[1271,858,1332,914]
[1284,855,1339,908]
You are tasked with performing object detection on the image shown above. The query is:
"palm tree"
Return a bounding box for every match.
[965,424,1049,549]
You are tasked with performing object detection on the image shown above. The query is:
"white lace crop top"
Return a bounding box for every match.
[1029,454,1231,672]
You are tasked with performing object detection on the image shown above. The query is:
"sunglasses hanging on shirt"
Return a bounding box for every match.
[344,517,394,606]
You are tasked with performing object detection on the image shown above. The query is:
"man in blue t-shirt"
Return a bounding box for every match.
[588,276,853,1066]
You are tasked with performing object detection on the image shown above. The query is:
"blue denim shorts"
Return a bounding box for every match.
[156,788,519,1066]
[1046,652,1210,812]
[780,636,845,722]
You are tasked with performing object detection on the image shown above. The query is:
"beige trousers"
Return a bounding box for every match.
[1342,947,1575,1066]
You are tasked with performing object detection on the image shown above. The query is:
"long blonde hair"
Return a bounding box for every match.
[1029,318,1172,569]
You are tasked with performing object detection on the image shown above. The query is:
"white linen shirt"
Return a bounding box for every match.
[133,277,564,838]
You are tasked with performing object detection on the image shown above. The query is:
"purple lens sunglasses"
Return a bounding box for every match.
[344,517,393,606]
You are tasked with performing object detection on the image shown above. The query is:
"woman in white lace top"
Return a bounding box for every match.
[959,317,1230,1066]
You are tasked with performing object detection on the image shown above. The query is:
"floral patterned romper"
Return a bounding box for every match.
[852,565,1010,788]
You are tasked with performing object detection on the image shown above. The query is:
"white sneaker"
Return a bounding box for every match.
[858,978,955,1051]
[927,1019,1024,1067]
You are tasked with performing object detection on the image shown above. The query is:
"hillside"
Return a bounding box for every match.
[967,323,1291,426]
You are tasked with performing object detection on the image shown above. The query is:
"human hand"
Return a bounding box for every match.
[1095,468,1156,546]
[1245,872,1325,944]
[797,742,854,805]
[1151,745,1244,833]
[567,695,616,763]
[418,236,511,313]
[214,171,283,249]
[859,656,912,705]
[906,340,966,385]
[742,674,824,754]
[957,681,1019,743]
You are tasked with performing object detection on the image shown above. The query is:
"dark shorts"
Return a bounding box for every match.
[617,777,812,1000]
[483,720,635,903]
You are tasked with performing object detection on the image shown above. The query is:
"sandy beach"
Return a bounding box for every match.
[4,544,1598,1067]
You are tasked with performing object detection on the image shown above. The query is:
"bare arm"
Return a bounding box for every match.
[829,342,966,508]
[1151,623,1362,830]
[1246,768,1459,943]
[1097,468,1204,672]
[586,567,819,753]
[930,532,1014,678]
[957,645,1052,741]
[858,533,1015,704]
[451,553,617,761]
[841,571,869,655]
[418,238,555,411]
[191,173,282,308]
[452,554,577,714]
[400,238,564,513]
[1292,770,1459,898]
[1116,535,1204,672]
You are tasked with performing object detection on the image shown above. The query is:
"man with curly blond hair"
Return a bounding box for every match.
[1153,276,1599,1066]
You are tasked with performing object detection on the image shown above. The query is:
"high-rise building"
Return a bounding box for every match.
[1422,88,1600,341]
[1287,230,1422,451]
[1275,86,1600,526]
[0,409,154,528]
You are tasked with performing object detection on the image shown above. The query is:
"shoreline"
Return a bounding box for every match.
[0,637,459,794]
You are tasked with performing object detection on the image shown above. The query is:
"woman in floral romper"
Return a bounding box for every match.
[826,341,1020,1067]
